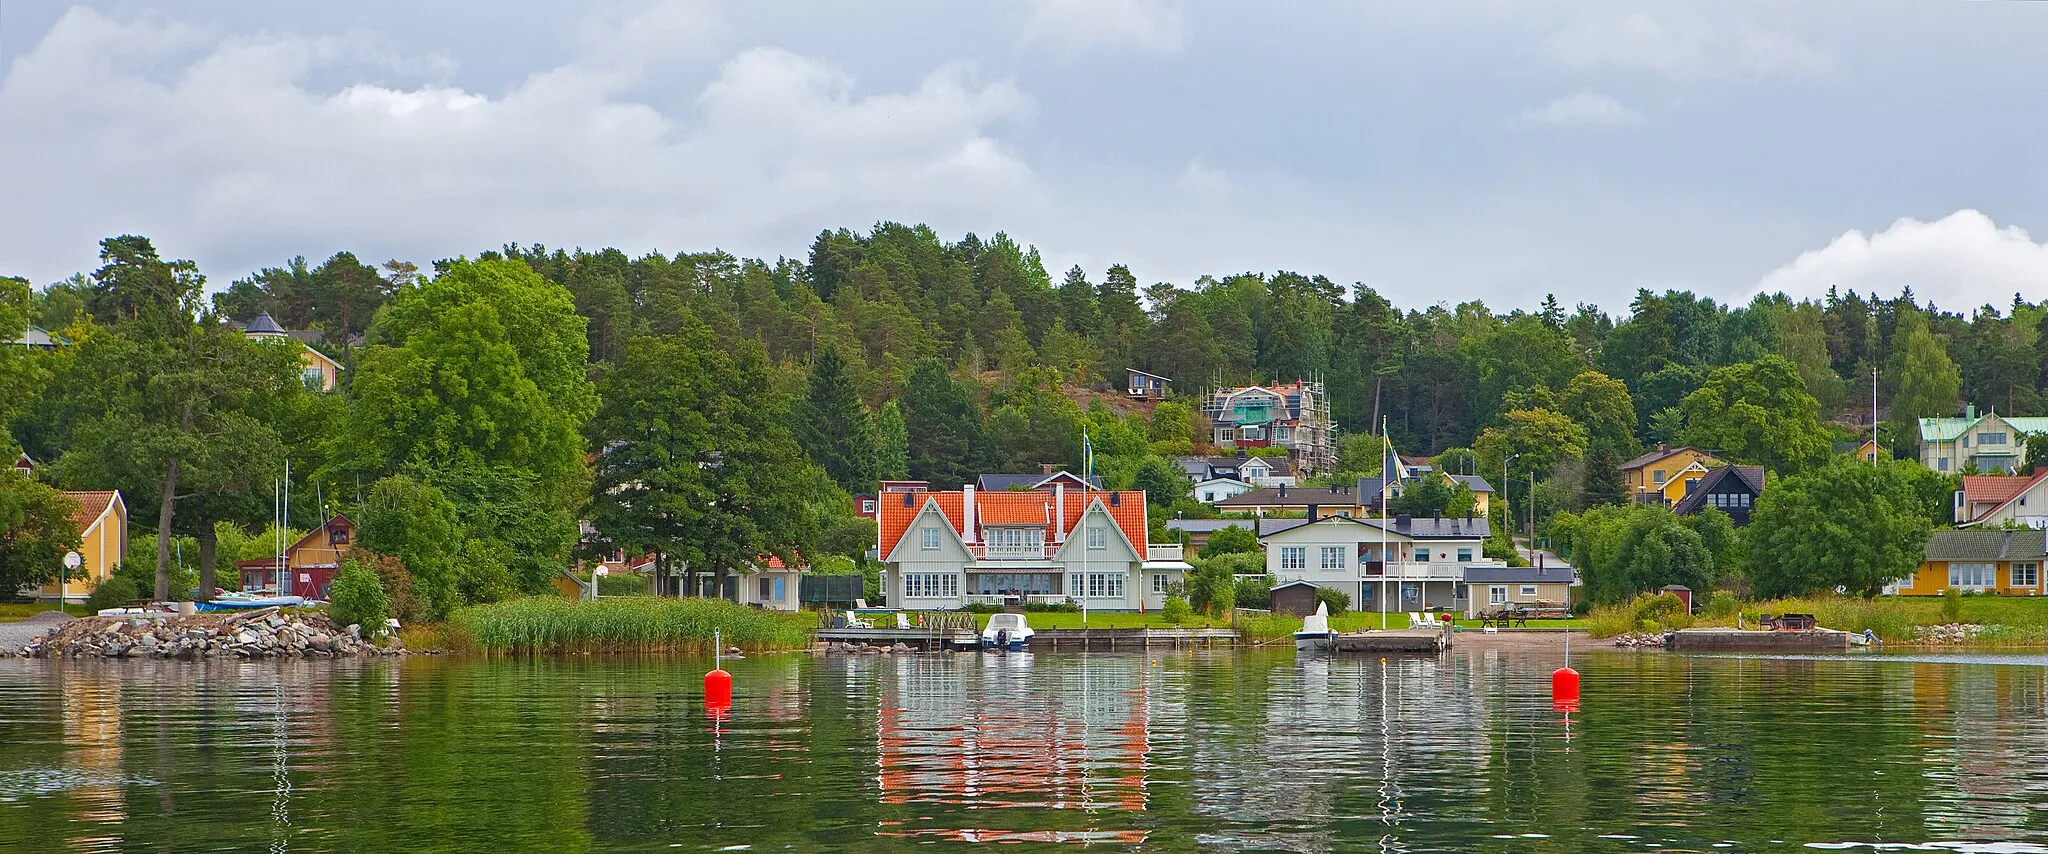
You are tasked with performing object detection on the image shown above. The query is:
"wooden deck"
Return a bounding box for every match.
[816,628,980,649]
[1666,628,1852,653]
[1329,628,1451,654]
[1033,628,1239,649]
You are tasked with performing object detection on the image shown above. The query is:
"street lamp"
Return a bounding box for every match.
[60,551,82,612]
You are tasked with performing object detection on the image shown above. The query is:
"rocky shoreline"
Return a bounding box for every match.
[2,608,414,660]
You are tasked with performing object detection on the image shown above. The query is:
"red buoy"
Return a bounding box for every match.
[1551,666,1580,706]
[705,667,732,710]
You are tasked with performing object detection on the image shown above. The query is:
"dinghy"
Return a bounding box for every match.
[980,613,1034,651]
[194,594,306,613]
[1295,601,1336,653]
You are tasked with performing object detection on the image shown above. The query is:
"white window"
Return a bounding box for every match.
[1654,470,1668,484]
[1521,585,1538,596]
[1320,546,1346,570]
[1949,563,1995,589]
[2015,563,2039,587]
[988,527,1041,556]
[861,499,877,514]
[1152,573,1169,594]
[1275,426,1292,442]
[1489,585,1507,605]
[1983,432,2008,445]
[1087,525,1107,550]
[904,573,958,598]
[920,527,940,550]
[1280,547,1306,570]
[1457,548,1473,562]
[1086,573,1125,598]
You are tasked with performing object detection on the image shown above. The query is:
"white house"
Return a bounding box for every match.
[875,485,1192,612]
[1258,514,1501,614]
[734,556,806,611]
[1919,406,2048,474]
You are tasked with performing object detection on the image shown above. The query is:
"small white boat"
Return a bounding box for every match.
[194,594,306,613]
[1295,602,1336,653]
[980,613,1034,651]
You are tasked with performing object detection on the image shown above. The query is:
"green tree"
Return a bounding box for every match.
[901,358,991,488]
[874,401,910,480]
[1746,458,1936,598]
[1887,312,1961,456]
[1148,400,1197,445]
[792,347,878,492]
[328,558,391,631]
[1559,371,1638,455]
[0,477,81,594]
[1474,408,1589,482]
[1676,356,1831,475]
[1199,524,1260,558]
[1551,503,1715,604]
[1580,444,1626,508]
[357,474,461,617]
[1132,456,1190,509]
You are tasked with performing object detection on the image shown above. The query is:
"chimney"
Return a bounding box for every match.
[1110,492,1122,507]
[1967,403,1978,420]
[1538,552,1545,569]
[961,485,977,543]
[1054,482,1068,542]
[1307,503,1320,521]
[1041,463,1056,475]
[1278,484,1287,499]
[1395,514,1413,528]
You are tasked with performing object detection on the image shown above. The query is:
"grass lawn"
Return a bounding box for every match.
[0,603,89,622]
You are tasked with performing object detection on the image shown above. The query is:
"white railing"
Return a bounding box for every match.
[965,593,1072,607]
[967,544,1050,560]
[1146,544,1184,561]
[1360,562,1470,580]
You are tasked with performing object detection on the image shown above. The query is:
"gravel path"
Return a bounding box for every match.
[0,610,75,653]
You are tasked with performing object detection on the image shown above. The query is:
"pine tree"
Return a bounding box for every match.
[875,401,910,480]
[1581,444,1626,508]
[793,346,879,492]
[901,358,991,488]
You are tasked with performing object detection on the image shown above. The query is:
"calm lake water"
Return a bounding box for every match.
[3,647,2047,853]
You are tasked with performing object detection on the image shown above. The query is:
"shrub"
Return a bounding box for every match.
[964,602,1005,614]
[1941,587,1963,623]
[1633,592,1687,622]
[329,561,390,631]
[1025,601,1078,613]
[345,548,424,624]
[1233,611,1299,641]
[1702,590,1741,619]
[1315,587,1351,615]
[1233,574,1275,610]
[1160,596,1193,624]
[596,572,649,597]
[85,576,139,613]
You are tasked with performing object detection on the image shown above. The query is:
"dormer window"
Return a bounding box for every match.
[328,526,350,545]
[986,526,1044,557]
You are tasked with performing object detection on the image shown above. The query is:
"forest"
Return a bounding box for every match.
[0,222,2029,613]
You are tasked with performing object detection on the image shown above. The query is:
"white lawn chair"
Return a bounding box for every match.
[1407,611,1427,628]
[895,613,912,630]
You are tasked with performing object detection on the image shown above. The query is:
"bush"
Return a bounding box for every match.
[85,576,139,613]
[1160,596,1193,624]
[1702,590,1741,619]
[1315,587,1351,615]
[345,548,424,624]
[1024,601,1078,613]
[596,572,649,597]
[329,561,390,631]
[1233,574,1275,610]
[1941,587,1963,622]
[964,602,1005,614]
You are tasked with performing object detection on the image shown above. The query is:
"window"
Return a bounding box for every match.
[2016,563,2039,587]
[1489,586,1507,605]
[920,527,940,550]
[1280,547,1306,570]
[1415,548,1432,562]
[759,577,774,600]
[1521,585,1538,596]
[329,526,350,545]
[302,366,326,389]
[1320,546,1346,570]
[1654,470,1668,484]
[1152,573,1169,594]
[1241,426,1266,441]
[1087,525,1107,550]
[1983,432,2008,445]
[1202,491,1214,502]
[1457,548,1473,563]
[861,499,877,514]
[1939,458,1951,471]
[1949,563,1995,589]
[1085,573,1125,598]
[903,573,958,598]
[1275,426,1293,442]
[988,527,1042,556]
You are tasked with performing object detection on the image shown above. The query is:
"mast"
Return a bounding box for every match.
[1380,416,1390,631]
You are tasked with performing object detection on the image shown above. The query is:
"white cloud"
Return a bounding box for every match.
[1544,7,1831,79]
[0,6,1041,285]
[1175,157,1231,197]
[1517,92,1642,127]
[1015,0,1187,55]
[1755,210,2048,307]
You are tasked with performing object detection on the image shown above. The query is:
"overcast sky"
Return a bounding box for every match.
[3,0,2046,313]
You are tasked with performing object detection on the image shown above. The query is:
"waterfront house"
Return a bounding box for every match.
[1953,471,2048,528]
[1215,485,1357,517]
[1257,513,1501,614]
[240,312,345,392]
[234,514,353,599]
[1918,406,2048,474]
[1199,381,1334,475]
[1894,529,2047,596]
[1462,565,1577,618]
[1671,465,1766,526]
[734,555,806,611]
[26,491,126,604]
[875,484,1192,612]
[976,469,1100,492]
[1126,368,1171,399]
[1621,445,1723,504]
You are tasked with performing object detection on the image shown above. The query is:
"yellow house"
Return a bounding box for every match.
[32,491,128,604]
[1896,529,2047,596]
[1658,461,1710,504]
[243,312,344,392]
[1622,445,1723,502]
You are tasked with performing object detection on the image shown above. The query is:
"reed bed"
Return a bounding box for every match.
[1584,593,2048,643]
[450,596,815,655]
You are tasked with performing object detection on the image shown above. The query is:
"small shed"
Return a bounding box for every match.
[1126,368,1171,399]
[1659,584,1694,613]
[1270,579,1322,616]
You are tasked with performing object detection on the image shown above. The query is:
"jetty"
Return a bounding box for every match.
[1666,627,1852,653]
[1329,626,1451,654]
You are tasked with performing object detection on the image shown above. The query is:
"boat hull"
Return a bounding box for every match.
[194,596,305,612]
[1294,632,1335,653]
[980,638,1030,652]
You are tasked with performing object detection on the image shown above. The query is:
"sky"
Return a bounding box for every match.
[3,0,2047,314]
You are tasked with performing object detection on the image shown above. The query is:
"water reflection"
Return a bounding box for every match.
[1,650,2047,851]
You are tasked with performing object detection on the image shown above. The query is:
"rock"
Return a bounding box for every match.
[347,624,362,640]
[233,631,257,645]
[891,643,912,653]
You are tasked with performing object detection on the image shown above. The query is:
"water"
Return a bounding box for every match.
[3,648,2047,852]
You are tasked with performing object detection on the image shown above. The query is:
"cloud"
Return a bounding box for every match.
[1175,158,1231,197]
[0,6,1040,285]
[1544,7,1831,79]
[1755,210,2048,308]
[1517,92,1642,127]
[1015,0,1187,55]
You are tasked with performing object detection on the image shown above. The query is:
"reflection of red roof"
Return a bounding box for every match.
[877,489,1149,557]
[62,491,118,531]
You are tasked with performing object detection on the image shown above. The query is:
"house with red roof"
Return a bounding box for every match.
[27,490,127,604]
[874,483,1192,611]
[1954,472,2048,529]
[234,514,354,599]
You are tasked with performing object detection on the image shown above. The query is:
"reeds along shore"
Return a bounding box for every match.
[1586,593,2048,646]
[451,597,815,655]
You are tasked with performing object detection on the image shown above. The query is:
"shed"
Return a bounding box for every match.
[1658,584,1693,613]
[1270,579,1322,616]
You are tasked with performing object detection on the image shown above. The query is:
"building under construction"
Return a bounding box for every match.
[1199,380,1335,476]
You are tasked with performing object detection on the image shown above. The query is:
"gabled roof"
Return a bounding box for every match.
[1270,579,1320,591]
[1919,413,2048,442]
[1621,445,1711,471]
[62,491,120,532]
[876,488,1148,559]
[10,326,59,348]
[1215,486,1355,508]
[1956,470,2048,527]
[1671,466,1766,515]
[1925,529,2048,562]
[1261,514,1489,540]
[1465,566,1577,585]
[975,472,1101,492]
[1447,474,1494,493]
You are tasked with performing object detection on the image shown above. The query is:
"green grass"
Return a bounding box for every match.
[1581,594,2048,643]
[450,596,816,655]
[0,603,89,622]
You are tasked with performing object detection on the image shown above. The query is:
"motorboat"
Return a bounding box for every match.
[1295,602,1336,653]
[980,613,1034,651]
[194,593,306,613]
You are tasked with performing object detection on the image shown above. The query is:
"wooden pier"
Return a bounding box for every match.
[1329,627,1452,654]
[1033,628,1239,649]
[1666,628,1852,653]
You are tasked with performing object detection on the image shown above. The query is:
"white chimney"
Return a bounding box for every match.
[1054,482,1067,542]
[961,485,977,543]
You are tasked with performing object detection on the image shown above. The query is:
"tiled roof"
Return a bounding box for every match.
[876,489,1148,558]
[1620,445,1706,471]
[1671,465,1766,515]
[62,491,118,530]
[1925,529,2048,562]
[1215,486,1355,507]
[1957,470,2048,525]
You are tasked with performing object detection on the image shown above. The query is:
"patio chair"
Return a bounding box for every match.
[895,613,912,630]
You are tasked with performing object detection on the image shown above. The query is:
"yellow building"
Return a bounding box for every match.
[1658,461,1710,504]
[1896,529,2047,597]
[243,312,344,392]
[32,491,128,604]
[1622,445,1723,503]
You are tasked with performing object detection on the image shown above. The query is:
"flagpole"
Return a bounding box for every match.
[1381,417,1390,632]
[1082,429,1092,629]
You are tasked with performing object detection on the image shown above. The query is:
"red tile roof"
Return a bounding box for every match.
[62,491,118,531]
[877,488,1149,558]
[1960,471,2048,522]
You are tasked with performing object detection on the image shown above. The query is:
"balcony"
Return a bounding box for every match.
[965,593,1070,608]
[1146,544,1184,562]
[1357,561,1478,580]
[967,544,1050,561]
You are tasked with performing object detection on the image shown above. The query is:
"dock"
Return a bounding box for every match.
[1330,627,1450,654]
[1033,628,1239,649]
[816,627,979,650]
[1666,628,1852,653]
